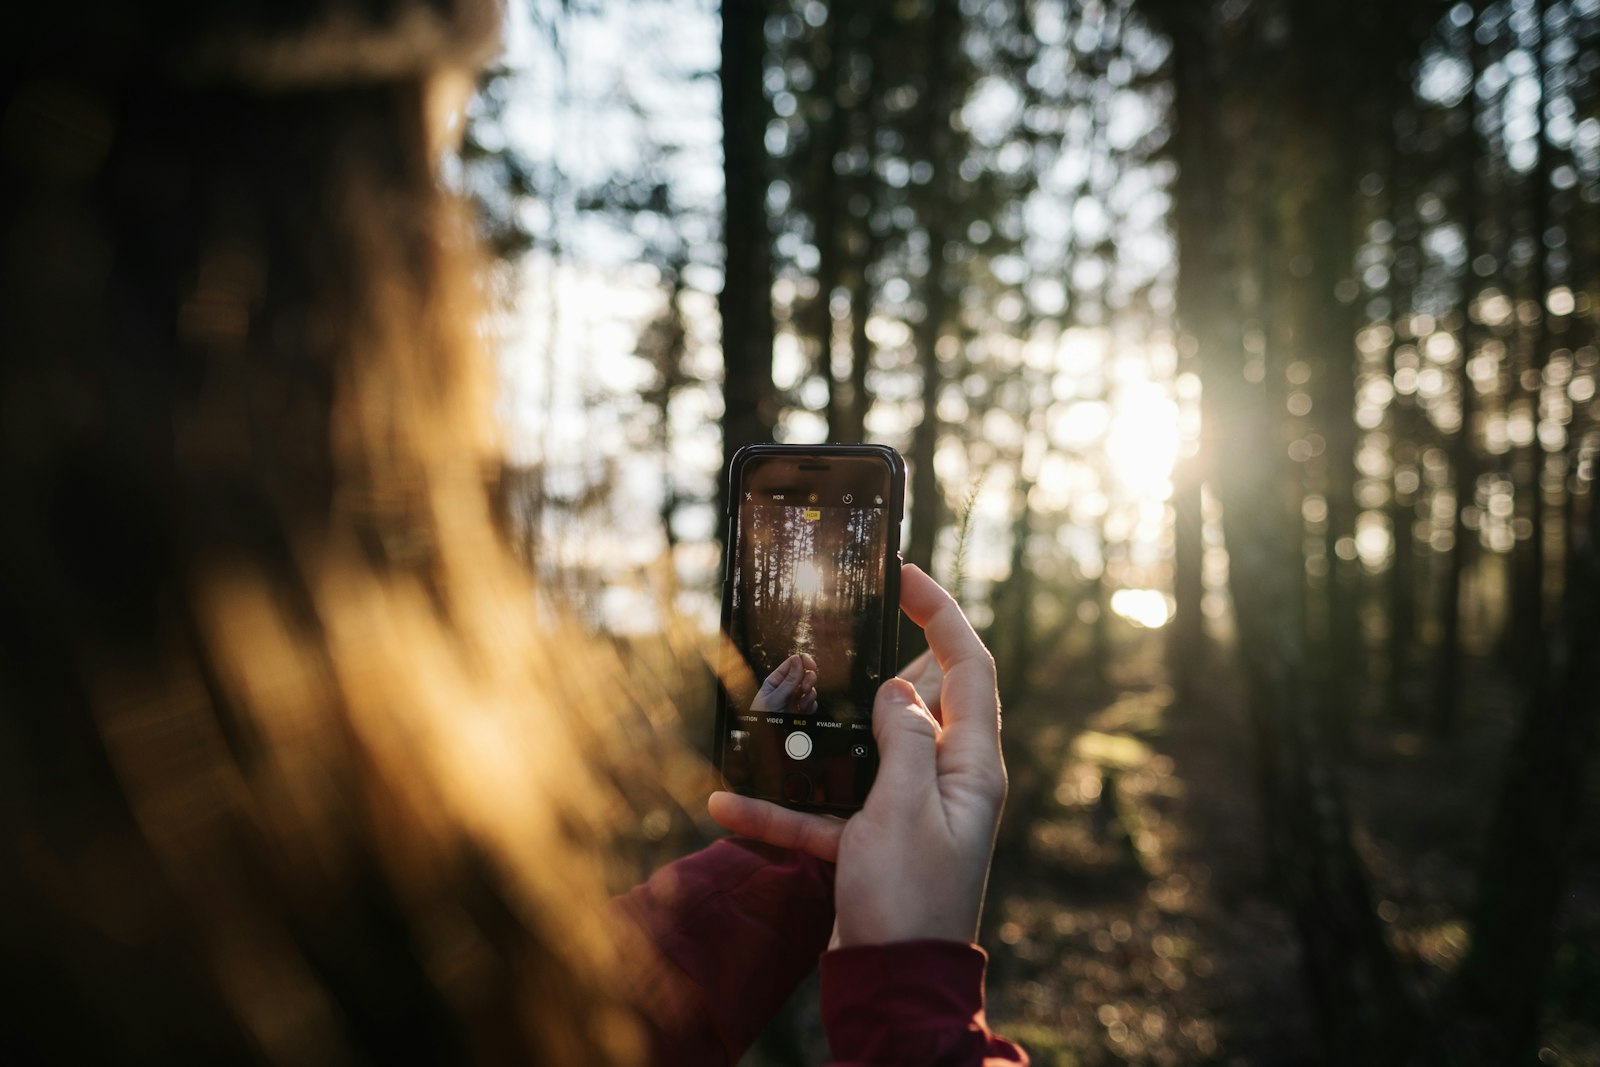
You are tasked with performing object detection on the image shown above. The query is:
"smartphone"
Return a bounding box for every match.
[715,444,905,814]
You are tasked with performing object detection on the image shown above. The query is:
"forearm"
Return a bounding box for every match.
[610,837,835,1065]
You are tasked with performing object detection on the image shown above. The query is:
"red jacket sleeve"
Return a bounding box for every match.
[820,941,1028,1066]
[610,837,835,1066]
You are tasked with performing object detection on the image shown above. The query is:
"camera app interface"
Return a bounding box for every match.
[733,498,888,713]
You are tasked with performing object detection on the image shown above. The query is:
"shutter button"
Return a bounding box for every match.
[784,731,812,760]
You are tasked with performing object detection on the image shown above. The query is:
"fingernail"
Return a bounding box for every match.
[879,677,918,705]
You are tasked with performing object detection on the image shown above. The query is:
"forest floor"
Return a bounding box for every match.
[740,632,1600,1066]
[976,636,1600,1067]
[978,642,1312,1066]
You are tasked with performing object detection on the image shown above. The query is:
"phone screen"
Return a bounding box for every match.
[718,447,902,812]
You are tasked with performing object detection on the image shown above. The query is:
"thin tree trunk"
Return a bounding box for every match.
[1090,519,1113,689]
[1434,14,1486,739]
[1170,453,1205,689]
[654,263,689,553]
[1384,104,1421,719]
[905,242,946,574]
[1509,0,1554,673]
[1165,7,1223,705]
[814,6,848,442]
[987,468,1037,699]
[1308,136,1362,752]
[839,9,881,447]
[841,230,877,445]
[904,0,958,576]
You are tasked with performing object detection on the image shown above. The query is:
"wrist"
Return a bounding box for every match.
[834,916,979,949]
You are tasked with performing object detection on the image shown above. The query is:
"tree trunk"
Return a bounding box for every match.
[653,263,690,553]
[989,470,1036,699]
[1202,257,1420,1066]
[1452,5,1600,1056]
[1454,467,1600,1062]
[841,231,876,445]
[718,0,776,522]
[1434,14,1486,739]
[904,0,958,577]
[837,7,882,447]
[813,6,848,443]
[1310,197,1361,751]
[1384,106,1421,720]
[1090,520,1113,690]
[1165,6,1227,706]
[1170,454,1205,699]
[1170,8,1424,1061]
[1508,0,1554,675]
[1291,122,1362,752]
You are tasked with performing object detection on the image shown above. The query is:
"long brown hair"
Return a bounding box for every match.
[1,4,676,1061]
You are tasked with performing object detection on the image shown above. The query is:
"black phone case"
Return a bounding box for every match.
[714,443,905,814]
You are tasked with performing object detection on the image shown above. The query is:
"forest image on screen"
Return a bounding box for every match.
[733,503,887,721]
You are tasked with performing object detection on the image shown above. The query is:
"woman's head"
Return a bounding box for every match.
[1,4,674,1061]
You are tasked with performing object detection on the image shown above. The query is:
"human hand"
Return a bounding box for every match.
[749,652,818,715]
[709,564,1006,947]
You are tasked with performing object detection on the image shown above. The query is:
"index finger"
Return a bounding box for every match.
[707,792,844,862]
[898,564,999,757]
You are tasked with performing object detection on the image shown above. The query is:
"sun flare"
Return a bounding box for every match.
[793,560,824,599]
[1035,345,1183,517]
[1110,588,1174,629]
[1105,382,1180,500]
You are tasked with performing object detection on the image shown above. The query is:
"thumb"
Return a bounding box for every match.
[867,677,939,808]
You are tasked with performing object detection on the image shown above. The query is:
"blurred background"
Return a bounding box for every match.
[460,0,1598,1063]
